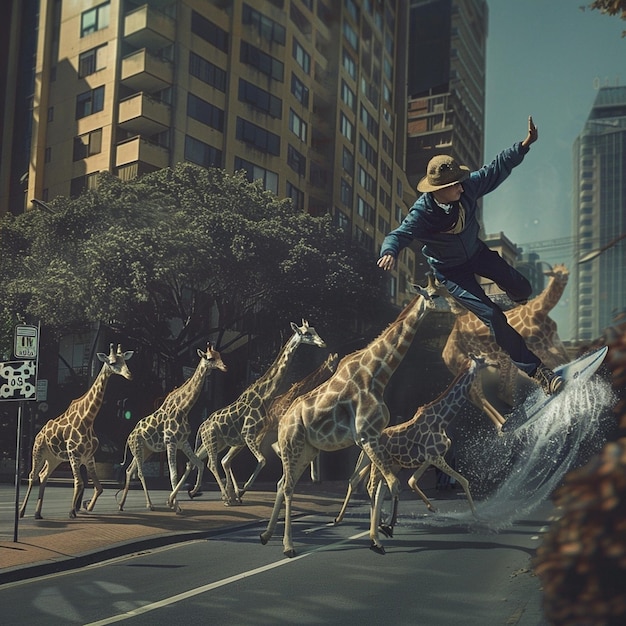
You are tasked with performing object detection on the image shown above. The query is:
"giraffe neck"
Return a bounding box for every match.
[72,365,112,428]
[421,363,478,427]
[253,333,300,399]
[162,359,210,413]
[366,294,429,387]
[531,274,566,314]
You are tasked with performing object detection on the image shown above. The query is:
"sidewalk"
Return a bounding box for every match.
[0,479,349,586]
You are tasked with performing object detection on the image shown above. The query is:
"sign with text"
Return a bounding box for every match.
[0,361,37,401]
[14,325,39,359]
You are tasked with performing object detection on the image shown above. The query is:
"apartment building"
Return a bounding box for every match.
[571,85,626,341]
[1,0,419,304]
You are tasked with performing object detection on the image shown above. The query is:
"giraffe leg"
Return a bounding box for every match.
[334,450,371,525]
[236,433,269,499]
[406,463,437,512]
[184,444,208,500]
[117,457,137,511]
[259,477,285,546]
[83,457,103,512]
[19,444,46,518]
[168,442,206,509]
[203,431,232,505]
[68,456,86,518]
[33,459,62,519]
[132,447,155,511]
[221,444,247,503]
[429,456,478,517]
[165,442,181,512]
[369,478,388,554]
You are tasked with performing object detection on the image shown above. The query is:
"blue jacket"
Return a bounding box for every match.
[380,142,529,273]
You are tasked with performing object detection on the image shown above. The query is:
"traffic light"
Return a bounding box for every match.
[116,398,133,420]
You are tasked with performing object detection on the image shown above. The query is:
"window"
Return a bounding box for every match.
[243,4,286,44]
[76,86,104,119]
[345,0,359,21]
[359,134,377,167]
[341,80,355,111]
[290,3,310,35]
[342,146,354,173]
[293,38,310,74]
[336,208,350,231]
[310,162,330,188]
[360,104,379,136]
[45,147,52,163]
[48,107,54,122]
[343,48,356,80]
[340,179,352,206]
[73,128,103,161]
[70,172,99,197]
[289,109,307,141]
[340,113,354,142]
[291,73,309,107]
[286,182,304,208]
[357,196,375,225]
[355,226,374,252]
[240,41,284,81]
[239,79,282,118]
[189,52,227,92]
[187,93,225,131]
[287,145,306,176]
[236,117,281,155]
[81,2,110,37]
[185,136,222,168]
[343,22,358,50]
[235,157,278,194]
[191,11,229,52]
[358,165,376,195]
[79,44,107,78]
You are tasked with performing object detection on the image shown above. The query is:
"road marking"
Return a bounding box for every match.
[85,530,369,625]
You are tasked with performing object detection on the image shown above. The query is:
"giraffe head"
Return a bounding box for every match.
[543,263,569,286]
[290,319,326,348]
[197,342,228,373]
[96,343,134,380]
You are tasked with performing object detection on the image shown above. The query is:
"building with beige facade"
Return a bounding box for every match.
[1,0,421,305]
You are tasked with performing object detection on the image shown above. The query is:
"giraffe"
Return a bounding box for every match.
[171,320,326,506]
[19,344,134,520]
[259,289,435,557]
[267,352,339,482]
[116,343,227,514]
[334,354,490,552]
[440,264,570,429]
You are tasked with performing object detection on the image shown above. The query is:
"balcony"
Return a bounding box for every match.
[121,49,173,93]
[116,136,169,170]
[124,5,175,50]
[118,93,170,135]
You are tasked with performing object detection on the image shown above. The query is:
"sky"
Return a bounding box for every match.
[481,1,625,339]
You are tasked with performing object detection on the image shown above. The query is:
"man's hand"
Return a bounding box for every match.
[377,254,396,271]
[521,115,538,148]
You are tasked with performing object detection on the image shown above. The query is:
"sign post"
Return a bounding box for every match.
[4,323,40,542]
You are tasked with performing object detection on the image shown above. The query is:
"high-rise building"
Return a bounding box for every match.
[0,0,417,305]
[571,85,626,342]
[406,0,487,190]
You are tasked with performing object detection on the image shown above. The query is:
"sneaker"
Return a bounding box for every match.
[532,364,564,395]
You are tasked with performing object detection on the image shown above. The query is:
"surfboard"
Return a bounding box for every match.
[501,345,608,434]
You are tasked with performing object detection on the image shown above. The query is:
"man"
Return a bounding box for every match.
[378,116,563,396]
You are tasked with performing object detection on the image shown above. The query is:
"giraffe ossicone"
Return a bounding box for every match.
[19,344,134,520]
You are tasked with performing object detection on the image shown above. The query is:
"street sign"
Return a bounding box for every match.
[0,360,37,401]
[14,325,39,359]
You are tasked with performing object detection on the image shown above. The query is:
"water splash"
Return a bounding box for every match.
[400,375,617,531]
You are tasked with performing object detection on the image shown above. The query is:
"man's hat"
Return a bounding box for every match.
[417,155,470,192]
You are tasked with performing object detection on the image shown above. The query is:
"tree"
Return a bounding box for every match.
[588,0,626,35]
[0,164,394,383]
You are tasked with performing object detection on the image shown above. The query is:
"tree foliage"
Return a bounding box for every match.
[588,0,626,34]
[0,164,393,370]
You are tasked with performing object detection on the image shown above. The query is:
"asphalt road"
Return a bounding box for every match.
[0,484,551,625]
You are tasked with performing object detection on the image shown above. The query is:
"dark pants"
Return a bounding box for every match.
[434,245,541,376]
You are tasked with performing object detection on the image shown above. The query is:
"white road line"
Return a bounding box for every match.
[84,530,369,625]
